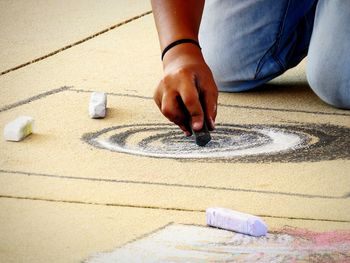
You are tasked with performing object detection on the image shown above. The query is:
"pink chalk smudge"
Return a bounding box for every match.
[280,226,350,246]
[277,226,350,262]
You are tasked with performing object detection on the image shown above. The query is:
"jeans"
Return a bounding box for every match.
[199,0,350,109]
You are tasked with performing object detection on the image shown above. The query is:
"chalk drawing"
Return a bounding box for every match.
[85,224,350,263]
[82,123,350,163]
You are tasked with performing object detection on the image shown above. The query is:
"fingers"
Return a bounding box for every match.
[161,92,188,127]
[153,64,218,135]
[154,82,192,135]
[178,77,204,131]
[198,76,218,131]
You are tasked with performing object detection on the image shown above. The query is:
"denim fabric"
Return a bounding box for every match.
[199,0,317,92]
[307,0,350,109]
[199,0,350,109]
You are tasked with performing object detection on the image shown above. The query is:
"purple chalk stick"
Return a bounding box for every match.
[206,207,268,237]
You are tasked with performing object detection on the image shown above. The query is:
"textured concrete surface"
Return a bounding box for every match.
[0,9,158,112]
[0,0,151,72]
[0,1,349,263]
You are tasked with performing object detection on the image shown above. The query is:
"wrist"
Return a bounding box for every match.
[162,42,204,71]
[161,39,200,60]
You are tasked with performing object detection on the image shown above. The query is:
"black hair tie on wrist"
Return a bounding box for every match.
[161,39,201,61]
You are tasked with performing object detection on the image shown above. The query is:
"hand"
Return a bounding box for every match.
[154,44,218,136]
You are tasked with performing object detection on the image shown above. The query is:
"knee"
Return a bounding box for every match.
[307,59,350,109]
[306,0,350,110]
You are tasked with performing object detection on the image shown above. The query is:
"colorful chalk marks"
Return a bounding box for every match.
[82,123,350,162]
[86,224,350,262]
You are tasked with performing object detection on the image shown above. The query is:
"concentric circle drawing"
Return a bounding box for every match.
[82,123,350,163]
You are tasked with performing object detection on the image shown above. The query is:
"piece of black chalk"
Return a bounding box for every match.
[192,120,211,147]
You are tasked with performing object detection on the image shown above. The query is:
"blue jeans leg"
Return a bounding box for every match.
[199,0,317,92]
[306,0,350,109]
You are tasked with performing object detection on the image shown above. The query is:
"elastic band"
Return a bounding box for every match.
[161,39,201,61]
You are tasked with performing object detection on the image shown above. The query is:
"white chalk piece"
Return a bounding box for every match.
[89,92,107,118]
[206,207,268,237]
[4,116,34,141]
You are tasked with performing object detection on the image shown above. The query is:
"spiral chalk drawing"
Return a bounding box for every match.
[82,123,350,163]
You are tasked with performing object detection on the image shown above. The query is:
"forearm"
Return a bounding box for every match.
[151,0,217,134]
[151,0,205,50]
